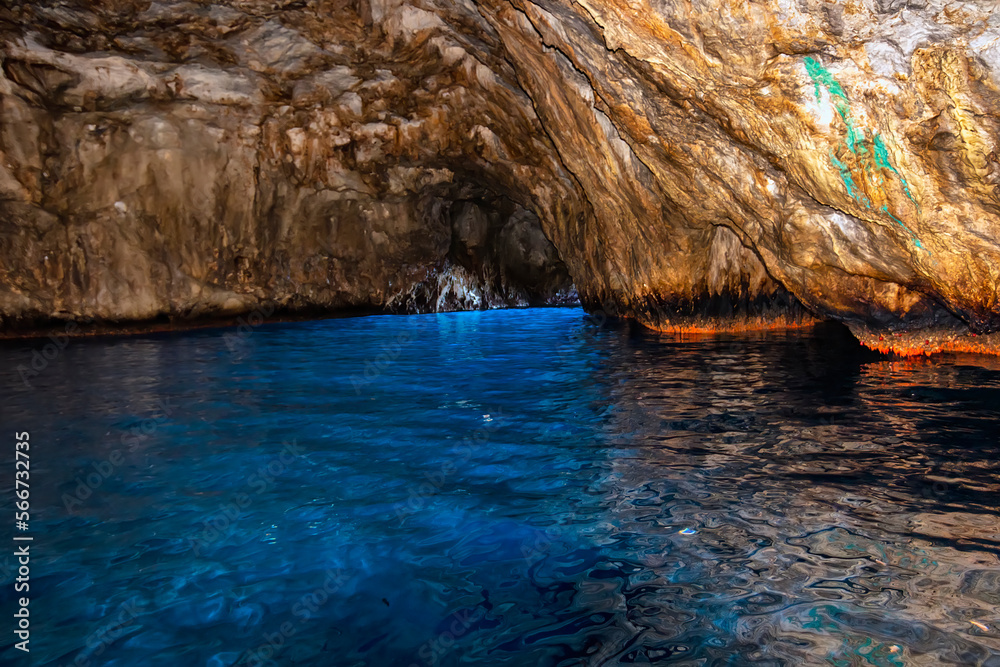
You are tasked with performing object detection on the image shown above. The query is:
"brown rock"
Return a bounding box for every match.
[0,0,998,355]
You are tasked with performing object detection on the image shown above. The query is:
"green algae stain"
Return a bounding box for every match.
[881,206,916,239]
[873,134,894,171]
[806,58,864,154]
[846,119,864,154]
[804,57,926,250]
[831,152,869,206]
[832,101,865,154]
[873,133,917,204]
[882,205,926,251]
[804,57,848,101]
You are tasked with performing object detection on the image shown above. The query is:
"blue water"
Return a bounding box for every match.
[1,308,999,666]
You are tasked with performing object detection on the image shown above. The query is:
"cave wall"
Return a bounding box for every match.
[2,0,1000,353]
[0,0,581,329]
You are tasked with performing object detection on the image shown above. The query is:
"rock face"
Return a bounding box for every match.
[1,0,999,354]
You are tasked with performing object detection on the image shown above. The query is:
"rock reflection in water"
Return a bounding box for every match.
[578,325,1000,665]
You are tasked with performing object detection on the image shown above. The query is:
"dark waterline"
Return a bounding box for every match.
[0,308,998,666]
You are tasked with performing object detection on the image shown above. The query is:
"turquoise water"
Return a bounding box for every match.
[0,308,999,666]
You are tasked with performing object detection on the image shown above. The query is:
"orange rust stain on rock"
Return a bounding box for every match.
[641,315,820,335]
[855,329,1000,357]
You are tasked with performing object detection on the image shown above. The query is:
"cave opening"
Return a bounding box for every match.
[2,1,1000,666]
[386,190,578,314]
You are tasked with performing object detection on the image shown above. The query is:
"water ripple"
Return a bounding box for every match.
[0,311,998,666]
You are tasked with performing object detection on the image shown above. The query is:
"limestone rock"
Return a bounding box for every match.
[0,0,998,354]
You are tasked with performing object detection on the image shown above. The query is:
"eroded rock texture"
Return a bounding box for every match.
[1,0,999,353]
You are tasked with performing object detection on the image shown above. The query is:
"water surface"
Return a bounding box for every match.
[0,308,998,666]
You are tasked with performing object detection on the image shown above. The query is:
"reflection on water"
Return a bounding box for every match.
[0,309,998,666]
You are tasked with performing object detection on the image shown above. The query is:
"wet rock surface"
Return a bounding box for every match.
[1,0,999,353]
